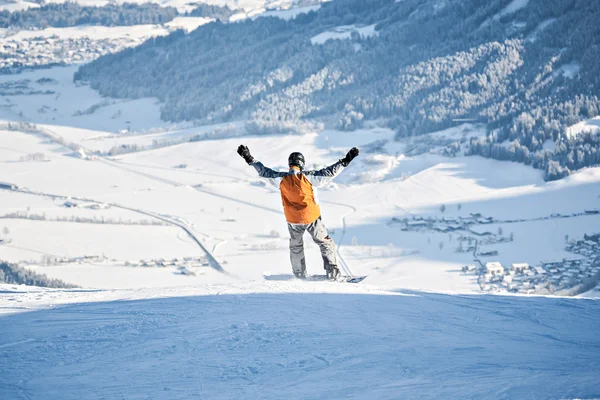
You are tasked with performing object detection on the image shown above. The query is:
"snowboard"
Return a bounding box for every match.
[263,272,367,284]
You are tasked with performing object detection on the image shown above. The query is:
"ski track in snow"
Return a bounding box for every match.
[0,286,599,399]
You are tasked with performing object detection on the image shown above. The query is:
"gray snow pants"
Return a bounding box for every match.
[287,216,338,274]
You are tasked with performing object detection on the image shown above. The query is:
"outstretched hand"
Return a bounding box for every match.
[341,147,359,167]
[237,144,255,165]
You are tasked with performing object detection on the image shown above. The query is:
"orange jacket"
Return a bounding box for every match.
[252,161,345,224]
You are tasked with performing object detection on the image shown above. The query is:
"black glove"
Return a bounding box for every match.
[237,144,254,165]
[340,147,359,167]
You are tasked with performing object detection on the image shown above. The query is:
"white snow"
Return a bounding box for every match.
[0,0,39,12]
[4,17,214,40]
[566,116,600,139]
[0,66,167,133]
[1,5,599,398]
[165,16,215,32]
[1,120,600,296]
[496,0,529,19]
[0,282,599,399]
[1,68,599,295]
[1,219,198,261]
[526,18,556,42]
[6,24,169,41]
[480,0,529,28]
[542,139,556,152]
[311,24,378,45]
[255,4,320,20]
[558,61,581,79]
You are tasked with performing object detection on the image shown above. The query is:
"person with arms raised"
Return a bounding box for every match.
[237,145,359,280]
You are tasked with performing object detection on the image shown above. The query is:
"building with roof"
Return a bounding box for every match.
[511,263,529,273]
[485,262,504,276]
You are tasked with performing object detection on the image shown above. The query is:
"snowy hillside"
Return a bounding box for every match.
[1,64,599,297]
[73,0,600,183]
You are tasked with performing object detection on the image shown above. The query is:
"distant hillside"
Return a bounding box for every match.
[76,0,600,180]
[0,3,179,29]
[0,261,78,288]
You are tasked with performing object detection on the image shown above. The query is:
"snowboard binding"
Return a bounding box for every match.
[326,265,341,281]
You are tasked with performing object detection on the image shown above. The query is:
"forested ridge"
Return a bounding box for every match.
[0,2,236,29]
[0,261,77,288]
[75,0,600,180]
[0,3,179,29]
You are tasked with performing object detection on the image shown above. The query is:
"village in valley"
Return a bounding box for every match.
[474,235,600,295]
[391,209,600,295]
[0,35,152,72]
[16,254,210,277]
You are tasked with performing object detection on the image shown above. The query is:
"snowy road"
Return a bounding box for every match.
[1,284,599,399]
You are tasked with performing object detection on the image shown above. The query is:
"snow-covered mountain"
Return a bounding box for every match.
[75,0,600,179]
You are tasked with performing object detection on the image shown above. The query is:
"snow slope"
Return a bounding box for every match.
[311,24,378,45]
[255,4,321,20]
[567,116,600,138]
[1,117,599,294]
[0,0,38,12]
[496,0,529,19]
[0,66,167,132]
[0,284,599,399]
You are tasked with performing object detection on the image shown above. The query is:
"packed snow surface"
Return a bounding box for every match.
[1,283,599,399]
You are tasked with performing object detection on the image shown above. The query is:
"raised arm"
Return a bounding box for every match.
[306,147,359,188]
[237,144,286,187]
[252,161,287,179]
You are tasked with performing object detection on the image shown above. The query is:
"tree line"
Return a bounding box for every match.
[0,261,78,288]
[0,1,241,30]
[0,3,179,29]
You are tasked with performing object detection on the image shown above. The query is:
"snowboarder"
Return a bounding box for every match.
[237,145,360,280]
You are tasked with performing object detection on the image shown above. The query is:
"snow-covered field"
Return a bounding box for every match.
[1,66,600,297]
[0,66,167,132]
[567,115,600,138]
[0,0,38,12]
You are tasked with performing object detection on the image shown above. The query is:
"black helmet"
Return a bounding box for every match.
[288,152,305,170]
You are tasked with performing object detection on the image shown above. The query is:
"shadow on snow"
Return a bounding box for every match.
[0,291,598,400]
